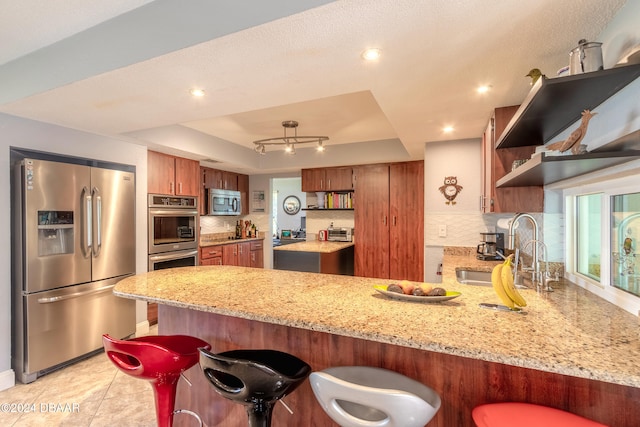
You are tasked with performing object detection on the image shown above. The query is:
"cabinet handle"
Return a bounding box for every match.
[479,195,485,211]
[251,253,255,262]
[383,215,387,225]
[170,182,174,194]
[239,246,243,254]
[178,182,183,194]
[393,216,397,226]
[328,179,331,188]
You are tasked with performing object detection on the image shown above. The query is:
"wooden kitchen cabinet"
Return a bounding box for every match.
[389,161,424,280]
[200,246,223,266]
[206,168,239,191]
[354,161,423,281]
[250,240,264,268]
[148,150,199,197]
[222,242,252,266]
[301,167,353,192]
[201,241,262,267]
[481,106,543,213]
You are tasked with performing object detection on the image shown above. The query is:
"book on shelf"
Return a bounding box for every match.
[324,192,353,209]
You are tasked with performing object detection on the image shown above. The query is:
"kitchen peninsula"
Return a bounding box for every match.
[113,250,640,426]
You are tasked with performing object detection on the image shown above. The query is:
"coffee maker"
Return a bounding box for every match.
[476,232,505,261]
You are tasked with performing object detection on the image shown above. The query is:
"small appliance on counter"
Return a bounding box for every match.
[476,232,504,261]
[328,227,353,242]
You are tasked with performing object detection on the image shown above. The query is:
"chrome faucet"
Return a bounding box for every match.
[506,213,554,292]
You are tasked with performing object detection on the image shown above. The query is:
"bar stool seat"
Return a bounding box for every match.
[472,402,608,427]
[199,348,311,427]
[103,334,211,427]
[310,366,441,427]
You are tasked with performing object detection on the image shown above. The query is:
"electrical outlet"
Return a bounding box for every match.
[438,224,447,237]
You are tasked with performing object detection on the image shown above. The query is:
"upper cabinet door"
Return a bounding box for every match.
[148,151,176,195]
[174,157,199,196]
[301,168,325,192]
[302,167,353,192]
[325,167,353,191]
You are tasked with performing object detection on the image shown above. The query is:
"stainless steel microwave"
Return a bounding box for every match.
[209,189,241,216]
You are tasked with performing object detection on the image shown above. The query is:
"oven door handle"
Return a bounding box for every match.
[149,209,199,216]
[148,250,199,263]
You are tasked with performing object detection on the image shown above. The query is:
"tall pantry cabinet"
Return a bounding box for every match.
[354,161,424,281]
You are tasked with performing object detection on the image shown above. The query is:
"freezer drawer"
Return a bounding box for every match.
[14,276,135,383]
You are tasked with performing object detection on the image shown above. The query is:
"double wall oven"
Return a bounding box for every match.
[148,194,198,271]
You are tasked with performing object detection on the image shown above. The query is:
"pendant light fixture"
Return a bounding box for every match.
[253,121,328,155]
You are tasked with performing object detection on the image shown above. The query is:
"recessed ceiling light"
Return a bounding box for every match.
[443,126,454,133]
[476,85,491,94]
[362,48,382,61]
[190,88,205,97]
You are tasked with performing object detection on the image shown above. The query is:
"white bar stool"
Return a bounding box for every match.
[310,366,441,427]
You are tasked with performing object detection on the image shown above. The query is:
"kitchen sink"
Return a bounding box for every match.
[455,269,493,286]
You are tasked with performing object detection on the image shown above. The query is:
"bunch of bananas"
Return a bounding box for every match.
[491,255,527,310]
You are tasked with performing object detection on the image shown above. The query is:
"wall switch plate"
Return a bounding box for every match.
[438,224,447,237]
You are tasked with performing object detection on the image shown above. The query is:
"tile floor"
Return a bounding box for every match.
[0,327,159,426]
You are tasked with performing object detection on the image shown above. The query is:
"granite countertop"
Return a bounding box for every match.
[273,240,354,253]
[199,237,263,247]
[114,251,640,388]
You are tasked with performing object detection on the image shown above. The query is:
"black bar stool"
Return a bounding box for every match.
[198,348,311,427]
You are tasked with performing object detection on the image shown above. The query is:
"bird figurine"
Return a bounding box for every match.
[546,110,597,154]
[439,176,463,205]
[525,68,543,85]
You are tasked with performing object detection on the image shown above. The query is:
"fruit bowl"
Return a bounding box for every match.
[373,285,461,303]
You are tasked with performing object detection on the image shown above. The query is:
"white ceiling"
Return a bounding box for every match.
[0,0,629,174]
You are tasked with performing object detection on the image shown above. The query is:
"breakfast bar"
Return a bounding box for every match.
[114,252,640,426]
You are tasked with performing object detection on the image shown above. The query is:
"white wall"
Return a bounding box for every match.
[0,113,148,391]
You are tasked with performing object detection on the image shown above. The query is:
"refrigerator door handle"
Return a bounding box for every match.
[36,284,115,303]
[92,186,102,257]
[82,186,92,257]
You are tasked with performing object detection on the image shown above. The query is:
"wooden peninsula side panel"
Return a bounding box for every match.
[161,305,640,427]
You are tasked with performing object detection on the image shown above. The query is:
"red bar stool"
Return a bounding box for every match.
[472,402,608,427]
[103,334,211,427]
[198,348,311,427]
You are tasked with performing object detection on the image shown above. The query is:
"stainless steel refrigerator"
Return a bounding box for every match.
[12,157,136,383]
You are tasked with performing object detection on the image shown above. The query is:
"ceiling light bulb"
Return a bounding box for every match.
[285,143,293,153]
[362,48,381,61]
[443,126,454,133]
[317,140,325,152]
[190,88,205,97]
[477,85,491,94]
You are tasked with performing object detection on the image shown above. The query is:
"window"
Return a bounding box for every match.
[611,192,640,297]
[576,194,602,281]
[563,173,640,316]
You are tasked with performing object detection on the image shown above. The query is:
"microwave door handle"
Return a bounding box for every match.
[232,198,238,212]
[92,186,102,257]
[82,186,92,257]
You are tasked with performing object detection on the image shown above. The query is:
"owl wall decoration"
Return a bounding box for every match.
[439,176,462,205]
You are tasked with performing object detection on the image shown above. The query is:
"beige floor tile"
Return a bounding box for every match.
[0,325,159,427]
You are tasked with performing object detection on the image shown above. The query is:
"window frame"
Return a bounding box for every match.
[564,177,640,316]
